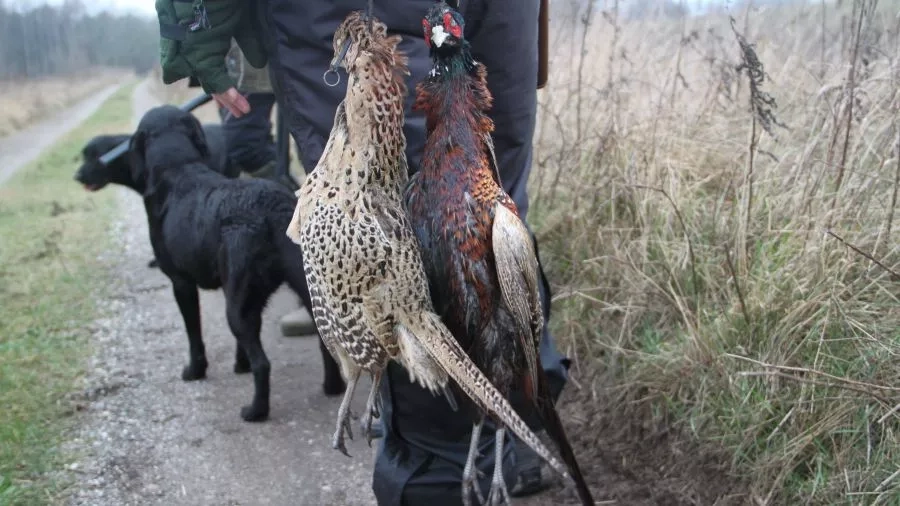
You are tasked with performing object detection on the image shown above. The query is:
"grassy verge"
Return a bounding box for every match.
[0,81,136,505]
[534,1,900,504]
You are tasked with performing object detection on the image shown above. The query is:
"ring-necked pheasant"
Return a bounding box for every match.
[287,12,569,477]
[405,3,595,505]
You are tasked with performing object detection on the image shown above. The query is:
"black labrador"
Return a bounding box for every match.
[75,122,238,268]
[119,105,344,421]
[75,122,238,190]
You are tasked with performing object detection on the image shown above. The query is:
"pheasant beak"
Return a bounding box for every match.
[431,25,450,48]
[330,38,352,70]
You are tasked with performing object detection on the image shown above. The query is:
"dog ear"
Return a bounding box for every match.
[128,130,148,186]
[181,113,211,161]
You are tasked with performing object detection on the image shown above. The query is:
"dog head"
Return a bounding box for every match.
[73,134,134,192]
[129,105,212,190]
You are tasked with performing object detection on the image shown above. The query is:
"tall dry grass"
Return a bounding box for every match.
[0,68,128,137]
[534,0,900,503]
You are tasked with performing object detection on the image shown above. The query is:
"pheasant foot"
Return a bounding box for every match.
[361,370,383,447]
[486,427,511,506]
[332,368,360,457]
[462,418,486,506]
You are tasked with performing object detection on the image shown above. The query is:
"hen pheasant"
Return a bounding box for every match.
[287,12,568,477]
[405,3,595,505]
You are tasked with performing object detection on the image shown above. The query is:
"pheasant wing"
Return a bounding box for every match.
[482,132,503,187]
[491,200,544,392]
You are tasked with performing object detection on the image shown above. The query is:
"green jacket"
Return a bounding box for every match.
[156,0,266,95]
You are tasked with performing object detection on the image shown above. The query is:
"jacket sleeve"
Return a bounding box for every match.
[156,0,267,95]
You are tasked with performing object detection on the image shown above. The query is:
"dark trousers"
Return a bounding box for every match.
[217,92,277,173]
[255,1,566,503]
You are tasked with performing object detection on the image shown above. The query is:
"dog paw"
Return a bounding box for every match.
[181,362,207,381]
[241,404,269,422]
[323,378,347,397]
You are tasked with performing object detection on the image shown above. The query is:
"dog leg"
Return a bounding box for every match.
[226,302,269,422]
[319,337,346,396]
[284,259,346,397]
[234,343,251,374]
[237,335,270,422]
[172,281,208,381]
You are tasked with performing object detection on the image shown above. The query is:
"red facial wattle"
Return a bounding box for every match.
[442,12,461,38]
[423,19,431,47]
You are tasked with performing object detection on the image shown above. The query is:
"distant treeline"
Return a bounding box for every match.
[0,0,157,80]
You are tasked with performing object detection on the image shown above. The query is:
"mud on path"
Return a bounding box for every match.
[60,81,743,506]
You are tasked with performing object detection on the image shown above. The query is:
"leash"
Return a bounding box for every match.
[98,93,213,167]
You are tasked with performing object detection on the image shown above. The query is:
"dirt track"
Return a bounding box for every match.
[0,85,119,187]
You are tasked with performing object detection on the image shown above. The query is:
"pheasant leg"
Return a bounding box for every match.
[332,368,361,457]
[486,427,511,506]
[360,369,383,447]
[462,418,486,506]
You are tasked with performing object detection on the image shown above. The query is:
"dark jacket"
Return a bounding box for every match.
[155,0,547,95]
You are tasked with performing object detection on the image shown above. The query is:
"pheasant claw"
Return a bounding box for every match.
[361,371,383,447]
[486,428,511,506]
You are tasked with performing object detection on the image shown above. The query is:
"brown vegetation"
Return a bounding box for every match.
[0,68,128,137]
[534,0,900,503]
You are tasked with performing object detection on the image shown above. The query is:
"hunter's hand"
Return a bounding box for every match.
[214,87,251,117]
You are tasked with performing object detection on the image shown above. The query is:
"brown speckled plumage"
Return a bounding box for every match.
[288,12,449,455]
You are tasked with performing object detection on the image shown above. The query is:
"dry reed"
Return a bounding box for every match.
[533,0,900,503]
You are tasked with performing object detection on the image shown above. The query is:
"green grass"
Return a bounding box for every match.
[0,81,136,506]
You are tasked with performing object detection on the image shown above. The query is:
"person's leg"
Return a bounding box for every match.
[256,0,568,502]
[220,92,278,175]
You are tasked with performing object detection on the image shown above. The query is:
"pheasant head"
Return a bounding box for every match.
[415,1,493,165]
[422,2,466,52]
[331,11,397,74]
[326,12,411,191]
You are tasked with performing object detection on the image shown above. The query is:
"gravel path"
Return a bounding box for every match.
[0,85,120,187]
[62,81,376,506]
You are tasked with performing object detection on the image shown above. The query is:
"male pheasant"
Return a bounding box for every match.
[405,3,595,505]
[287,12,568,477]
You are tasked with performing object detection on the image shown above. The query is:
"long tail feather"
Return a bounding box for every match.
[401,311,572,483]
[533,358,594,505]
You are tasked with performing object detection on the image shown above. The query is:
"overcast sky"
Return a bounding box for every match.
[17,0,808,19]
[20,0,156,17]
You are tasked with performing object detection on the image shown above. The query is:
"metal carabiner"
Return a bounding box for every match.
[323,38,352,87]
[323,68,341,87]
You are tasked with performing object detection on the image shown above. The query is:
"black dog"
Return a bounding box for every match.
[122,105,344,421]
[75,123,239,268]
